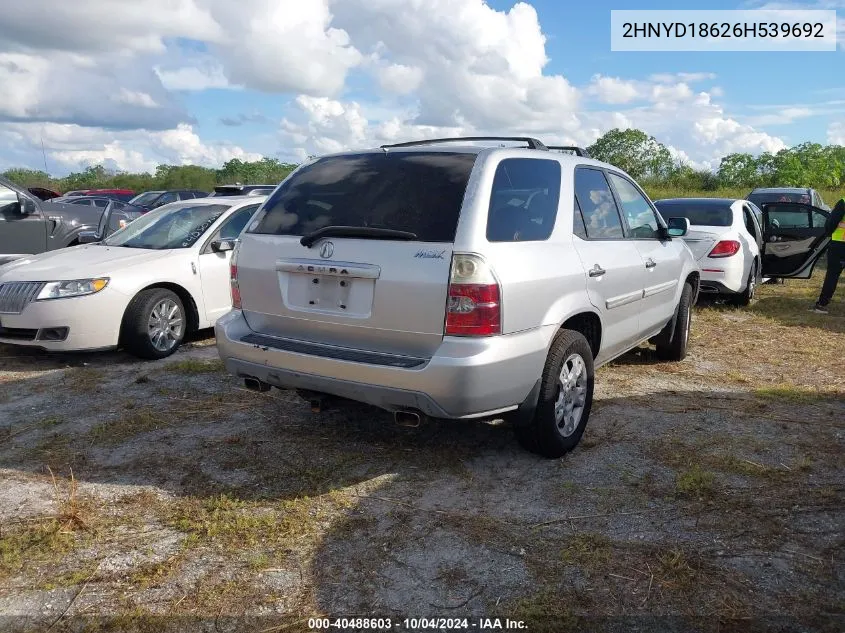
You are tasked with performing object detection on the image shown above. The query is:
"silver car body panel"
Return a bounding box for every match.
[217,145,700,418]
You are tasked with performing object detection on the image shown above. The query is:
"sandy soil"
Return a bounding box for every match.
[0,287,843,633]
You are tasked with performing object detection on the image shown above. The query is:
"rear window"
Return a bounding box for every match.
[251,152,477,242]
[653,202,733,227]
[748,191,811,207]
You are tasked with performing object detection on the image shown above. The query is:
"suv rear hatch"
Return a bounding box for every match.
[234,151,478,358]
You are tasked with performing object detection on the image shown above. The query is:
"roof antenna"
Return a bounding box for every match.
[40,134,49,176]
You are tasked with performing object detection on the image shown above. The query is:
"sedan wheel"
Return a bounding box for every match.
[148,298,183,352]
[122,288,187,359]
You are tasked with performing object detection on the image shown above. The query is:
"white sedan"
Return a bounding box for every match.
[654,197,831,306]
[0,196,266,358]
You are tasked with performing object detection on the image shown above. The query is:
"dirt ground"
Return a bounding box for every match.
[0,278,842,633]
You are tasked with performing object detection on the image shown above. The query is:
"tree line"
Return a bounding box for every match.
[586,128,844,191]
[2,129,844,194]
[1,158,298,194]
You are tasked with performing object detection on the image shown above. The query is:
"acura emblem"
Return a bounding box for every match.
[319,241,334,259]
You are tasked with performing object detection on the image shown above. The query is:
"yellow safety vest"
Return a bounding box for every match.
[833,198,845,242]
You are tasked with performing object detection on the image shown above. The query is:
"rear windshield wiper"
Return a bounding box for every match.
[300,225,418,248]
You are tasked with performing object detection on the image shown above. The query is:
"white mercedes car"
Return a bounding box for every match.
[0,196,266,358]
[654,197,831,306]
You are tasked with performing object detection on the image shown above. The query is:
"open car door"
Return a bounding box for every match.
[760,202,830,279]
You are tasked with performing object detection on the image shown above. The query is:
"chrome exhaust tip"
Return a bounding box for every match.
[244,377,270,392]
[394,410,421,428]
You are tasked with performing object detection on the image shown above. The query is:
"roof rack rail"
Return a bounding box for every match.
[380,136,548,150]
[547,145,590,157]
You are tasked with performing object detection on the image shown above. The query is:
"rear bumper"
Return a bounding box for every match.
[215,309,554,419]
[697,262,746,294]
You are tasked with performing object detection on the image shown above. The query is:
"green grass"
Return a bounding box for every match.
[64,367,105,390]
[642,186,845,208]
[88,409,169,446]
[675,466,716,499]
[165,358,224,374]
[162,492,349,550]
[561,533,612,567]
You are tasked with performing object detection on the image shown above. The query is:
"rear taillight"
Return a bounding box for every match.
[707,240,741,258]
[445,254,501,336]
[229,243,242,309]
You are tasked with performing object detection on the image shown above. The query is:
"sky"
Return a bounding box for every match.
[0,0,842,176]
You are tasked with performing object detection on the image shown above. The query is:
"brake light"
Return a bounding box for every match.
[445,254,501,336]
[229,243,242,309]
[708,240,741,258]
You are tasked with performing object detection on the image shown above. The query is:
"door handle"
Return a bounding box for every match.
[588,264,606,278]
[645,258,656,269]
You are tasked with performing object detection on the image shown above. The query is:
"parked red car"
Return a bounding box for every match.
[64,188,136,202]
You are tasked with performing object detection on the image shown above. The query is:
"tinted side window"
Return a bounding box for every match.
[574,169,624,239]
[487,158,561,242]
[93,199,109,208]
[607,173,659,239]
[765,205,811,230]
[253,152,477,242]
[156,192,178,207]
[742,206,757,237]
[218,205,260,240]
[573,197,587,239]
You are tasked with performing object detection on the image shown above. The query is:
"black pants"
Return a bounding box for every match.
[817,241,845,306]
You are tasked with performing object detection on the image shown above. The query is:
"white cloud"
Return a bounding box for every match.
[0,0,821,175]
[330,0,579,129]
[587,74,704,105]
[587,76,639,104]
[1,122,261,174]
[377,63,424,95]
[828,121,845,145]
[649,72,716,84]
[154,63,235,91]
[0,51,187,129]
[745,107,815,126]
[112,89,159,109]
[0,0,361,97]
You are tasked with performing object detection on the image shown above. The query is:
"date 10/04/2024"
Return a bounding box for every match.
[307,617,528,630]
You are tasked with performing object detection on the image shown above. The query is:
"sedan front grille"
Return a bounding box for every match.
[0,282,44,314]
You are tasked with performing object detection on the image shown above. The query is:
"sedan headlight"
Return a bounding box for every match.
[37,278,109,300]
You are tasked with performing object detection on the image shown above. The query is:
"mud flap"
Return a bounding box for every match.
[510,378,542,427]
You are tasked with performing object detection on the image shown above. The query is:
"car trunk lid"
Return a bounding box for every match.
[682,227,731,262]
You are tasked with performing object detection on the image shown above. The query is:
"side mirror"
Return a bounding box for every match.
[666,217,690,237]
[210,239,235,253]
[77,231,101,244]
[16,194,37,215]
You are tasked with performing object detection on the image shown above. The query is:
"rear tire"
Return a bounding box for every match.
[121,288,186,360]
[655,283,693,362]
[730,261,757,307]
[514,330,594,458]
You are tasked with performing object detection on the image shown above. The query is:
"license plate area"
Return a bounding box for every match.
[277,259,380,318]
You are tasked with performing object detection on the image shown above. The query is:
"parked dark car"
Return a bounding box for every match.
[63,188,136,202]
[0,177,141,265]
[27,187,62,201]
[747,187,830,211]
[127,189,208,212]
[208,184,276,197]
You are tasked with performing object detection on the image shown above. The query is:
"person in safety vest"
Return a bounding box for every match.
[812,198,845,314]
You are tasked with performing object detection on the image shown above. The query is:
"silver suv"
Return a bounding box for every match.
[216,137,700,457]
